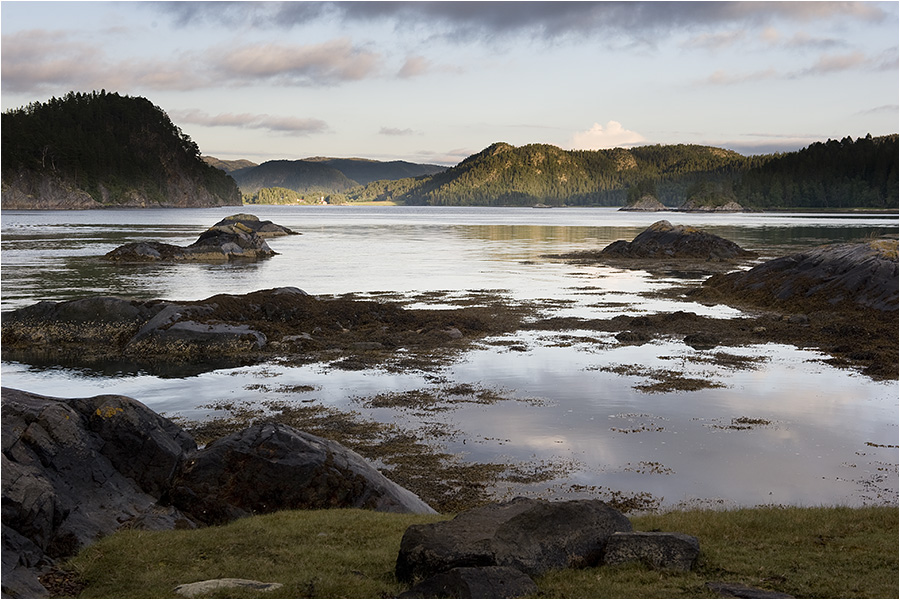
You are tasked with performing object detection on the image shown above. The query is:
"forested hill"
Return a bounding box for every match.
[1,92,241,209]
[225,157,446,199]
[338,137,898,209]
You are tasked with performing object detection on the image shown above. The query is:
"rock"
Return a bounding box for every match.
[701,238,899,313]
[684,332,719,350]
[706,581,795,598]
[212,213,298,237]
[620,195,667,211]
[104,214,293,262]
[398,566,537,599]
[1,387,197,598]
[395,497,632,583]
[616,330,650,344]
[603,531,700,571]
[169,422,436,525]
[174,578,283,598]
[600,220,755,261]
[679,199,744,212]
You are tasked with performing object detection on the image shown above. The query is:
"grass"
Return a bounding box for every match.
[64,505,897,598]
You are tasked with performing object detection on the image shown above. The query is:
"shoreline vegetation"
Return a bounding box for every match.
[59,505,897,598]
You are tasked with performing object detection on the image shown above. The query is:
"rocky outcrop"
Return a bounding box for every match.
[679,198,744,212]
[2,387,434,598]
[601,220,755,261]
[0,170,99,210]
[395,497,633,583]
[168,423,435,525]
[701,238,899,313]
[211,213,297,237]
[398,566,538,599]
[2,388,197,598]
[619,195,667,211]
[104,214,294,262]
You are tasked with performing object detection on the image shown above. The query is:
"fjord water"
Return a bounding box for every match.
[2,206,897,509]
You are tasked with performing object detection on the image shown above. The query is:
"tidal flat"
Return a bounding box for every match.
[1,206,897,512]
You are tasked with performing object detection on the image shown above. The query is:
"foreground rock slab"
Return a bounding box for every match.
[395,497,632,582]
[174,578,283,598]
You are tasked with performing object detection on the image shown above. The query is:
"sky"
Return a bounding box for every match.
[1,1,898,166]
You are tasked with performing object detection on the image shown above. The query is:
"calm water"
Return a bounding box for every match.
[2,206,897,509]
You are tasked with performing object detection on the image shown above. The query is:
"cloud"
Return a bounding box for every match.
[681,30,746,51]
[398,56,431,79]
[796,51,868,76]
[568,121,646,150]
[211,39,381,85]
[153,1,890,43]
[703,67,779,85]
[379,127,417,136]
[170,109,329,135]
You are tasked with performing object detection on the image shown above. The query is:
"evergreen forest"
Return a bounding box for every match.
[1,91,240,207]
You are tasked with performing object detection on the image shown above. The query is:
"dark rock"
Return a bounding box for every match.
[395,497,632,582]
[398,566,537,599]
[701,239,898,313]
[169,423,436,525]
[616,330,650,344]
[706,581,795,598]
[104,214,293,262]
[1,387,197,598]
[601,220,755,261]
[684,332,719,350]
[212,213,298,237]
[603,531,700,571]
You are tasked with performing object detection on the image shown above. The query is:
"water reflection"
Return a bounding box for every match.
[1,207,897,508]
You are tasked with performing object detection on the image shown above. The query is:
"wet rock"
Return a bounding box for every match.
[684,332,719,350]
[601,220,754,261]
[174,578,283,598]
[603,531,700,571]
[616,330,650,344]
[104,214,293,262]
[395,497,632,582]
[701,238,899,313]
[169,422,436,525]
[706,581,795,598]
[211,213,297,237]
[398,566,537,599]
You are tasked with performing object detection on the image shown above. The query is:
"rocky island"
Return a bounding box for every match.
[104,214,296,262]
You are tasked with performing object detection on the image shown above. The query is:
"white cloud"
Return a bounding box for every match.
[170,109,329,135]
[567,121,645,150]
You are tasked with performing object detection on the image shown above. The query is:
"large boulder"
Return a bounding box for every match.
[168,423,436,525]
[701,238,899,312]
[395,497,632,582]
[1,388,197,598]
[601,220,754,261]
[398,566,538,599]
[603,531,700,571]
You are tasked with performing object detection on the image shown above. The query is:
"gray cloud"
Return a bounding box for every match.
[170,109,329,134]
[379,127,418,136]
[152,1,890,42]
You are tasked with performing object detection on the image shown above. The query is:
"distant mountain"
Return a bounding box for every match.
[203,156,258,173]
[338,138,897,210]
[225,157,447,199]
[229,160,358,195]
[1,91,241,209]
[304,157,446,185]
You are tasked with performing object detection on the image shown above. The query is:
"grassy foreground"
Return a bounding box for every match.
[65,505,897,598]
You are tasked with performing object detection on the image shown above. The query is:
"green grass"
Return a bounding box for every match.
[66,506,897,598]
